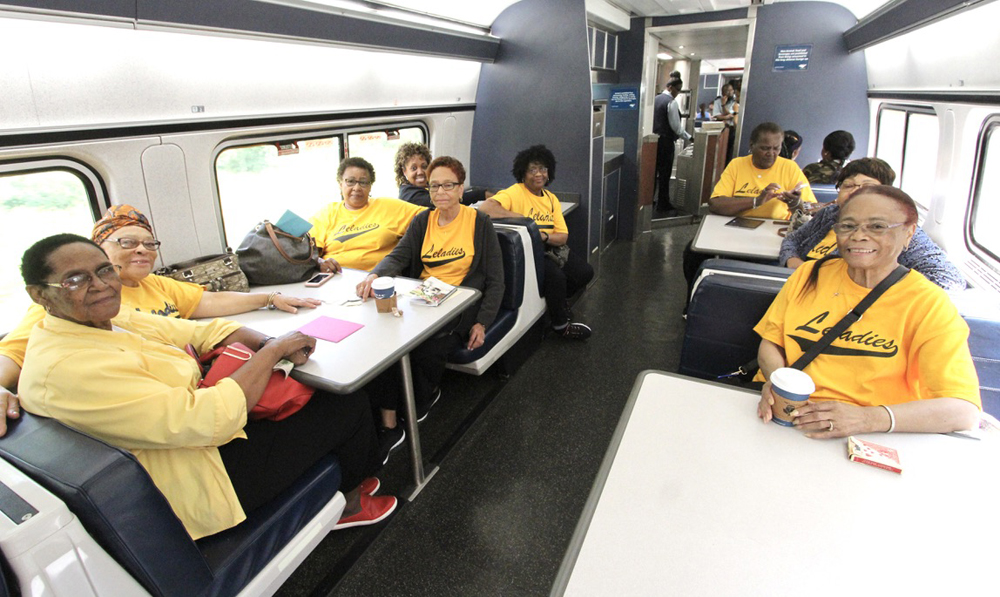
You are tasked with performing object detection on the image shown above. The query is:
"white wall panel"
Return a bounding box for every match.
[865,1,1000,92]
[0,16,481,133]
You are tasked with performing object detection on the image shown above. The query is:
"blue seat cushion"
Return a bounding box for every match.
[0,413,212,597]
[196,456,341,597]
[495,227,524,310]
[679,274,785,380]
[966,316,1000,418]
[491,217,545,299]
[449,309,517,364]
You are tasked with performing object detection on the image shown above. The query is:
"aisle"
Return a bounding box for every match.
[329,225,696,596]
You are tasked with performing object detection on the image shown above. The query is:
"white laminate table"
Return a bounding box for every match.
[552,371,1000,596]
[691,214,785,260]
[221,268,480,498]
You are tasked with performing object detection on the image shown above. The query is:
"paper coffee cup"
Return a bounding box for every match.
[372,276,395,300]
[769,367,816,427]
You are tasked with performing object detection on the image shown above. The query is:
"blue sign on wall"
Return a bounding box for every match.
[773,44,812,72]
[609,87,639,110]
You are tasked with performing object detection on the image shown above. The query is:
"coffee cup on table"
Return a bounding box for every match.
[371,277,395,299]
[768,367,816,427]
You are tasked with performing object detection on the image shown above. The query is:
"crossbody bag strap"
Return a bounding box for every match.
[790,264,909,370]
[265,221,315,265]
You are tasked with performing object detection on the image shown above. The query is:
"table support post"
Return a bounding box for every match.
[399,354,436,499]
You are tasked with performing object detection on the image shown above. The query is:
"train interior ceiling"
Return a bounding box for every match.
[0,0,999,595]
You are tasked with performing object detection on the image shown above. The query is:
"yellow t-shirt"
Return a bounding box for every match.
[711,155,816,219]
[754,259,981,409]
[806,228,838,260]
[0,274,204,367]
[19,310,247,540]
[490,183,568,235]
[420,206,477,285]
[310,197,425,271]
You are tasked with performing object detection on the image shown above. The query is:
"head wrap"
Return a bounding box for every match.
[92,204,153,244]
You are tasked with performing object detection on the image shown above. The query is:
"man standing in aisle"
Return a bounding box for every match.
[652,78,691,215]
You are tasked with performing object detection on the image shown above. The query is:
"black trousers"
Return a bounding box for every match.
[219,389,378,513]
[655,135,677,211]
[544,250,595,327]
[368,331,463,411]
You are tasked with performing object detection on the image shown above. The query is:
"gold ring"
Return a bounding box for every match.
[828,420,834,432]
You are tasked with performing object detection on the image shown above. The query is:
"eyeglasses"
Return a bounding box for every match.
[40,263,120,291]
[832,222,906,236]
[839,182,878,193]
[342,178,372,188]
[104,238,161,250]
[429,182,461,193]
[527,166,549,175]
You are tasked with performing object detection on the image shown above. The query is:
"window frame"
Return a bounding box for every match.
[212,121,427,246]
[0,157,107,219]
[874,103,938,211]
[966,114,1000,270]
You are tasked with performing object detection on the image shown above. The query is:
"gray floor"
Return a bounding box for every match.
[277,224,697,596]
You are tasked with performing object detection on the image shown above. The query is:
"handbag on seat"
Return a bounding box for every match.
[236,221,319,285]
[193,342,315,421]
[155,249,250,292]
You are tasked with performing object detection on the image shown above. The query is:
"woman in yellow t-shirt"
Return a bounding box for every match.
[357,157,504,460]
[312,157,425,273]
[479,144,594,339]
[0,205,319,431]
[755,186,981,438]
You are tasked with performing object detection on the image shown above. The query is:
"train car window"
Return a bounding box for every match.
[969,119,1000,267]
[345,126,426,200]
[216,137,343,246]
[0,167,97,332]
[875,105,939,213]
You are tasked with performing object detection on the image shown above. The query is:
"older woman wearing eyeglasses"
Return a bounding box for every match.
[778,157,965,291]
[394,142,493,209]
[0,205,319,434]
[312,156,426,274]
[756,185,980,438]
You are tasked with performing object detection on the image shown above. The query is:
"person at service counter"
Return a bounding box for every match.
[394,142,492,209]
[478,144,595,340]
[0,205,320,434]
[755,186,981,437]
[312,156,425,273]
[779,157,965,291]
[16,234,395,539]
[357,157,503,455]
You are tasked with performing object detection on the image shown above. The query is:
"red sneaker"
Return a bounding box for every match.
[359,477,380,496]
[335,494,397,530]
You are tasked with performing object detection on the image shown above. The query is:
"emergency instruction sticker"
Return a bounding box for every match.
[773,44,812,71]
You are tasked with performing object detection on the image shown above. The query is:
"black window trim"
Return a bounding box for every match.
[966,114,1000,271]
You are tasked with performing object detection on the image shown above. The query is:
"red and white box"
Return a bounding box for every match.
[847,436,902,474]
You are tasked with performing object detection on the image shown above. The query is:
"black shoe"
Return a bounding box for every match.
[555,322,592,340]
[377,425,405,465]
[416,387,442,423]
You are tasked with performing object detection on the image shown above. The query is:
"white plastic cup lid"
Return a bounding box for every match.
[770,367,816,396]
[372,277,394,290]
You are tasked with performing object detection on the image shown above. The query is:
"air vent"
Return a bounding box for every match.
[965,258,1000,294]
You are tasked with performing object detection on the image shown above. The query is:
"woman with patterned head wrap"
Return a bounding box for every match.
[0,204,320,431]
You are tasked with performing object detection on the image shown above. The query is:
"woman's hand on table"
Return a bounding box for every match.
[757,382,776,423]
[0,388,20,438]
[318,257,342,274]
[272,294,322,314]
[467,324,486,351]
[791,400,884,439]
[266,331,317,366]
[356,273,377,301]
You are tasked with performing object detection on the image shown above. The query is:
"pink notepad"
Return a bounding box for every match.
[297,316,364,343]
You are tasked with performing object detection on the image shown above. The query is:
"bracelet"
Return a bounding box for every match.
[258,336,275,351]
[881,404,896,433]
[266,292,280,310]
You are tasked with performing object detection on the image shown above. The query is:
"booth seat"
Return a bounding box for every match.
[680,259,1000,417]
[0,412,345,597]
[811,184,839,203]
[447,219,546,375]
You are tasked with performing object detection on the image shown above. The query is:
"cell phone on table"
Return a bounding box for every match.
[305,272,334,287]
[725,217,765,230]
